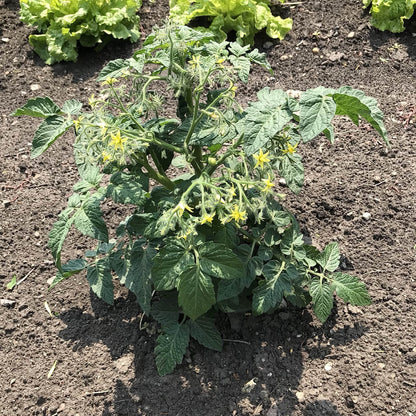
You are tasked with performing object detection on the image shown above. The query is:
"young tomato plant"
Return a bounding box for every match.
[14,25,388,375]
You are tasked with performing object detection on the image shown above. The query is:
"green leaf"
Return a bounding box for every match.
[73,196,108,242]
[12,97,61,118]
[155,322,190,376]
[73,166,103,193]
[178,264,216,321]
[316,242,340,272]
[199,242,244,280]
[50,258,88,288]
[31,115,73,158]
[252,261,292,315]
[239,88,292,155]
[299,87,336,142]
[151,292,181,327]
[87,257,114,305]
[62,99,82,115]
[48,212,75,269]
[331,272,371,305]
[189,313,223,352]
[6,275,17,291]
[151,241,194,291]
[97,59,131,82]
[309,279,334,322]
[124,242,157,315]
[276,153,304,194]
[333,86,389,145]
[106,171,149,205]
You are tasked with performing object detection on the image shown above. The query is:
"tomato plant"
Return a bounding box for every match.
[13,25,389,375]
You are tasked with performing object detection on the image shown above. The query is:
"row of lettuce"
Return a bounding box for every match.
[19,0,415,64]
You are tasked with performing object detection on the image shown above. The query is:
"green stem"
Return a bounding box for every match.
[132,154,175,191]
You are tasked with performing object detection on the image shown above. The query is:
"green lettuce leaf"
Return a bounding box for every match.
[364,0,416,32]
[19,0,142,64]
[169,0,292,45]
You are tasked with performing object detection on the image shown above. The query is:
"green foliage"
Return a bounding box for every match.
[15,24,388,375]
[19,0,142,64]
[169,0,292,45]
[363,0,416,32]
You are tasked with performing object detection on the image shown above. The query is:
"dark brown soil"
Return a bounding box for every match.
[1,1,416,415]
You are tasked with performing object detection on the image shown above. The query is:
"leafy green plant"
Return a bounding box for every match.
[363,0,416,32]
[14,25,389,375]
[19,0,142,64]
[169,0,292,45]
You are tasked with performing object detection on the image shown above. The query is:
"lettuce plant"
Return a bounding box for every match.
[19,0,142,64]
[14,25,389,375]
[169,0,292,45]
[363,0,416,32]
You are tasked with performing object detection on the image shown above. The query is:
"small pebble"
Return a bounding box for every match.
[280,54,289,61]
[347,32,355,38]
[279,178,287,186]
[30,84,41,91]
[324,362,333,371]
[362,212,371,221]
[3,200,11,208]
[2,38,10,43]
[377,363,386,369]
[312,47,320,54]
[296,391,305,402]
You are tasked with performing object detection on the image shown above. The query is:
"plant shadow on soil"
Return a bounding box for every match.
[57,290,366,415]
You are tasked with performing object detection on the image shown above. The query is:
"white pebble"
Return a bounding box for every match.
[324,362,333,371]
[30,84,41,91]
[362,212,371,220]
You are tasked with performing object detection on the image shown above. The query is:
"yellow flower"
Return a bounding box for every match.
[200,213,215,225]
[176,200,193,217]
[88,94,96,108]
[102,151,112,162]
[216,57,226,64]
[109,131,127,151]
[188,55,201,68]
[283,142,298,155]
[98,120,108,136]
[261,175,274,193]
[253,149,270,170]
[73,117,82,131]
[230,205,247,223]
[103,77,118,86]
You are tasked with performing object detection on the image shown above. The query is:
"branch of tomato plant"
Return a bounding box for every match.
[131,153,175,191]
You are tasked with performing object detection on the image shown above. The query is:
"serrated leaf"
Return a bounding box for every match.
[73,166,103,193]
[12,97,61,118]
[62,99,82,115]
[98,59,129,81]
[309,279,334,322]
[252,261,292,315]
[151,242,194,291]
[73,196,108,242]
[229,55,251,83]
[48,213,75,269]
[199,242,243,280]
[239,88,292,155]
[155,322,190,376]
[106,171,149,205]
[31,115,72,158]
[50,258,88,289]
[299,87,336,142]
[87,257,114,305]
[333,86,389,145]
[276,153,304,194]
[124,242,157,315]
[178,264,215,321]
[213,223,239,248]
[217,249,259,302]
[331,272,371,305]
[317,242,340,272]
[151,292,181,327]
[189,314,222,352]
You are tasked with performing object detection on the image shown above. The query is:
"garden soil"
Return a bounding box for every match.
[1,0,416,415]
